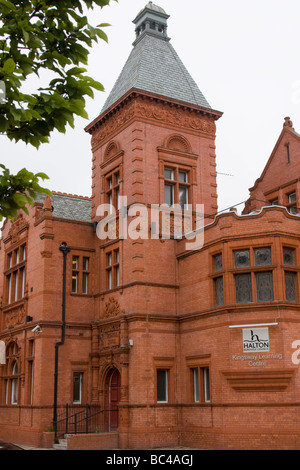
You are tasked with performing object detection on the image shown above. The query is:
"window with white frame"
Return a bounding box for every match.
[156,369,168,403]
[5,244,26,304]
[164,166,190,210]
[73,372,83,404]
[106,248,120,290]
[72,255,90,294]
[191,366,210,403]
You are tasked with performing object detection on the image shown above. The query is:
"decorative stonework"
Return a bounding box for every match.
[4,214,29,244]
[165,134,192,153]
[104,140,121,160]
[135,99,216,135]
[104,297,123,318]
[89,94,218,149]
[98,323,121,350]
[4,304,26,328]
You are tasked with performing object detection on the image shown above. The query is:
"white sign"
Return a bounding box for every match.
[0,341,6,365]
[243,328,269,352]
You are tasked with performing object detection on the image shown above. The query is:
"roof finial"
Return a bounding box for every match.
[284,116,294,129]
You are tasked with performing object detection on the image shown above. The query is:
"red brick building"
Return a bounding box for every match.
[1,2,300,450]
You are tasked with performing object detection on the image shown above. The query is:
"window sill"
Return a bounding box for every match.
[70,293,93,298]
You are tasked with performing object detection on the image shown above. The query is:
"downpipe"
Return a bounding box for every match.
[53,242,70,436]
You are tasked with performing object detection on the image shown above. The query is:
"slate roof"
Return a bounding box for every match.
[101,21,211,113]
[36,193,92,223]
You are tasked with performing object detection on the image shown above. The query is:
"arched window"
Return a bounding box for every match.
[1,341,20,405]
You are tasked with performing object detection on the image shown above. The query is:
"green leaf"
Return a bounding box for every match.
[22,28,30,44]
[12,192,30,207]
[3,58,16,73]
[0,116,9,132]
[66,67,87,76]
[0,0,17,12]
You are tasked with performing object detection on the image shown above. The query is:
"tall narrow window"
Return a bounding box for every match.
[157,369,168,403]
[82,257,89,294]
[203,367,210,403]
[14,271,18,301]
[73,372,83,404]
[193,368,199,402]
[106,249,120,290]
[288,192,297,214]
[28,361,34,405]
[106,169,120,213]
[11,362,19,405]
[214,277,224,306]
[178,170,189,209]
[28,339,34,405]
[21,267,26,298]
[191,366,211,403]
[72,256,79,293]
[213,253,224,306]
[255,272,274,302]
[235,273,252,303]
[7,274,12,304]
[286,143,290,163]
[285,271,297,302]
[283,247,295,266]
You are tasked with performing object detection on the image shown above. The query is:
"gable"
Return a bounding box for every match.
[249,123,300,196]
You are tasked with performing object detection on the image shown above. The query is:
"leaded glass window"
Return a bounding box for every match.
[283,247,295,266]
[285,271,297,301]
[254,247,272,266]
[235,273,252,303]
[214,276,224,306]
[234,250,250,268]
[255,271,274,302]
[214,253,223,272]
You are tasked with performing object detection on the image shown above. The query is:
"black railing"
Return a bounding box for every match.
[54,404,119,438]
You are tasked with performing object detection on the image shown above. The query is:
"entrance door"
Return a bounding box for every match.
[109,369,121,431]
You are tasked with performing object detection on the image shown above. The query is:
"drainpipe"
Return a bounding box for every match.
[53,242,70,436]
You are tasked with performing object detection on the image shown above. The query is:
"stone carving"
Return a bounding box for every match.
[5,304,26,328]
[98,323,121,350]
[104,297,122,318]
[136,100,216,135]
[104,140,120,160]
[90,95,217,148]
[7,214,28,242]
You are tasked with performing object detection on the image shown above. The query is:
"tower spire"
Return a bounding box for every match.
[133,2,170,45]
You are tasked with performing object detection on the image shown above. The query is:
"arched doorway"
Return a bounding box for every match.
[106,368,121,431]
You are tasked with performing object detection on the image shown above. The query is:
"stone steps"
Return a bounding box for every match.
[52,437,68,450]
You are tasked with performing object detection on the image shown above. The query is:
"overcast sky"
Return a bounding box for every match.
[1,0,300,214]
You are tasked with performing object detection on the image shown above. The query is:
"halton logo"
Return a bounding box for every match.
[243,328,270,352]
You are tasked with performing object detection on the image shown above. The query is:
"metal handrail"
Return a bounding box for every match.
[54,404,118,438]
